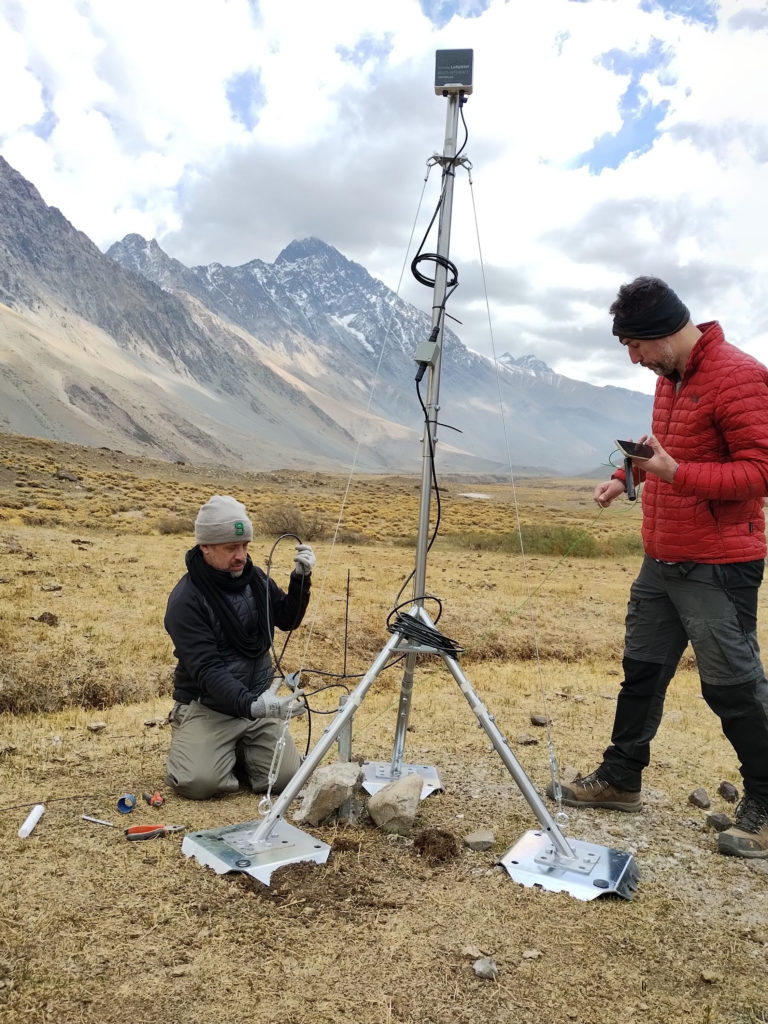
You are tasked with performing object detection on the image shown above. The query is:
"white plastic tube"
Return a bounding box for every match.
[18,803,45,838]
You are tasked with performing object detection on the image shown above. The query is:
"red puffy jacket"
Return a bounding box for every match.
[614,321,768,563]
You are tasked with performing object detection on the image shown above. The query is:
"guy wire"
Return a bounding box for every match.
[190,169,436,693]
[467,171,568,818]
[280,122,471,743]
[290,166,436,685]
[458,484,642,653]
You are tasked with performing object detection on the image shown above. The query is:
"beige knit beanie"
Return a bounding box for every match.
[194,495,253,544]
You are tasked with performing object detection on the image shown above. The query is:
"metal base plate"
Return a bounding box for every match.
[181,817,331,886]
[499,830,640,901]
[361,761,443,798]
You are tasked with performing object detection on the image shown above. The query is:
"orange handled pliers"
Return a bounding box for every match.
[124,824,186,841]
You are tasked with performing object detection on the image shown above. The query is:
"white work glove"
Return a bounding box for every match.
[251,690,307,720]
[293,543,316,576]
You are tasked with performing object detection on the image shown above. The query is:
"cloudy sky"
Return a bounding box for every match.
[2,0,767,394]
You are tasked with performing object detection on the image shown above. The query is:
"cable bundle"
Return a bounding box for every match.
[387,612,464,656]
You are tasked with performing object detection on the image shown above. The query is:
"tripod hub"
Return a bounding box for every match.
[361,760,443,798]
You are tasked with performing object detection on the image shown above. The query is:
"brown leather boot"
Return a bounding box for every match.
[545,769,642,812]
[717,796,768,858]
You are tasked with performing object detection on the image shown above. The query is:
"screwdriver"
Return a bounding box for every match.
[124,824,185,841]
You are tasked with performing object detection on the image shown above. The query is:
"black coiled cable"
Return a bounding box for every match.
[386,609,464,656]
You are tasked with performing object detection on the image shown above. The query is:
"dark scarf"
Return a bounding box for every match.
[185,545,270,658]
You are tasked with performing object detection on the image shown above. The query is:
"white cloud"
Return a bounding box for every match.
[1,0,767,391]
[0,19,45,133]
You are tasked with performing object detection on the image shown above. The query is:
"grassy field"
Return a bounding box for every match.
[1,433,767,1024]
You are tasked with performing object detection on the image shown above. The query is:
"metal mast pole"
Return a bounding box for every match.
[413,95,460,597]
[388,91,463,777]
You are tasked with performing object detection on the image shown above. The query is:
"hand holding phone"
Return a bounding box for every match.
[615,439,654,461]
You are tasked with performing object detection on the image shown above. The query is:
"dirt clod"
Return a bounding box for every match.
[413,827,459,864]
[34,611,58,626]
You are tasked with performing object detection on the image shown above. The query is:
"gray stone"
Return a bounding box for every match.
[293,761,364,827]
[706,812,732,832]
[530,714,550,727]
[335,794,366,826]
[717,780,739,804]
[463,829,495,852]
[688,787,711,809]
[472,957,499,980]
[367,774,423,835]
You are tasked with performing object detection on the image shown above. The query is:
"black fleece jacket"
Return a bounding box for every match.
[165,563,310,719]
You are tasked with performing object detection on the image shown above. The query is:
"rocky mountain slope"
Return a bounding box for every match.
[0,155,651,473]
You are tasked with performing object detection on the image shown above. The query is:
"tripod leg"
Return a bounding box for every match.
[390,650,417,776]
[440,651,576,861]
[247,630,405,844]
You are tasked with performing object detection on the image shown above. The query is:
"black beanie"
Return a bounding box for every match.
[612,282,690,340]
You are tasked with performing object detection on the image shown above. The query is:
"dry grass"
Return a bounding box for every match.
[1,433,767,1024]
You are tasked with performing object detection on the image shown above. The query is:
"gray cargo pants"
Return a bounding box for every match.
[165,700,301,801]
[602,556,768,805]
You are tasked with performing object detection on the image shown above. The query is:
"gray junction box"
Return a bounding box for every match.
[434,49,473,95]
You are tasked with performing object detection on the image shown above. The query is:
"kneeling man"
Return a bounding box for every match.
[164,494,314,800]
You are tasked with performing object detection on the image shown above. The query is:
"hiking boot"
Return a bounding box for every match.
[717,795,768,858]
[545,769,642,813]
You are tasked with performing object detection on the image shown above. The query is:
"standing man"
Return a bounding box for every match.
[164,494,315,800]
[547,276,768,858]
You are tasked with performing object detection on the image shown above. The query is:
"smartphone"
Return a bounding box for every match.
[615,439,654,460]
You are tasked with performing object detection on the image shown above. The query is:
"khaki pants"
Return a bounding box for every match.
[165,700,301,801]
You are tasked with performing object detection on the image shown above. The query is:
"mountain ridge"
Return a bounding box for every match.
[0,154,652,474]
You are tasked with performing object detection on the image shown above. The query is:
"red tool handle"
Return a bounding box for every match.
[125,825,168,841]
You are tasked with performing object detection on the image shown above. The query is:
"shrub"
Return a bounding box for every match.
[443,524,630,558]
[258,503,327,541]
[157,516,195,536]
[523,525,599,556]
[602,533,644,557]
[335,529,371,545]
[20,512,50,527]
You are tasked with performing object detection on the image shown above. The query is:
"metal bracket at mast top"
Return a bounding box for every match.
[427,153,472,173]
